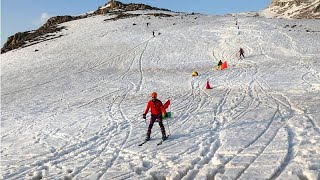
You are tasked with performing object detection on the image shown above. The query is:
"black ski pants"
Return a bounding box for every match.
[240,52,245,59]
[147,114,166,136]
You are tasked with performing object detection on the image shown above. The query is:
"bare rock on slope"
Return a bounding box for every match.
[262,0,320,19]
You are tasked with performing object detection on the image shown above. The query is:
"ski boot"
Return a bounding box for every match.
[145,133,150,141]
[162,133,167,141]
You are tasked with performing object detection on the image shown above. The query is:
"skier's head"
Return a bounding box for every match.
[151,92,157,100]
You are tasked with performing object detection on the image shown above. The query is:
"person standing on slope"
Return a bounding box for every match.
[239,48,245,60]
[143,92,167,141]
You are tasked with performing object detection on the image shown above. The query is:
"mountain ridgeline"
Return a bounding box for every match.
[2,0,319,54]
[1,0,170,54]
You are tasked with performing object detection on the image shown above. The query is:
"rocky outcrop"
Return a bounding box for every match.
[41,16,78,29]
[1,15,83,54]
[94,0,170,15]
[1,1,171,54]
[270,0,302,7]
[263,0,320,19]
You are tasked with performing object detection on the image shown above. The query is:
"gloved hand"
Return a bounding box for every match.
[143,114,146,119]
[162,113,166,119]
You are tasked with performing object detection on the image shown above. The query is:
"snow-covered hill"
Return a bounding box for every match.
[262,0,320,19]
[1,8,320,180]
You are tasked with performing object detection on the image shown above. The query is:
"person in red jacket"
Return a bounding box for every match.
[143,92,167,141]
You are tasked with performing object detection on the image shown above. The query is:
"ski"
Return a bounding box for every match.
[157,135,170,146]
[157,140,163,145]
[138,140,149,146]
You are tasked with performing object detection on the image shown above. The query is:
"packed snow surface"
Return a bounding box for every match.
[1,11,320,179]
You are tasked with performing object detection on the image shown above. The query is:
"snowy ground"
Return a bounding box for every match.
[1,11,320,180]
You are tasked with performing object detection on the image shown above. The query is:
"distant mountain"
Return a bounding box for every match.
[1,0,170,54]
[262,0,320,19]
[94,0,170,14]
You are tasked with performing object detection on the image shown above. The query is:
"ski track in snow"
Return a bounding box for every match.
[1,13,320,180]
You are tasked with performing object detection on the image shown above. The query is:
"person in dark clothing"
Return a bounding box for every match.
[239,48,245,59]
[143,92,167,141]
[217,60,223,70]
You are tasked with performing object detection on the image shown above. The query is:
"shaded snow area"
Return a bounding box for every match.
[1,11,320,179]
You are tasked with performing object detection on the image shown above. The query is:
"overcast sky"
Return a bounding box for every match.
[1,0,271,46]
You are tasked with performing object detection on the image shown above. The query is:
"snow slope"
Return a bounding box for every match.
[1,11,320,179]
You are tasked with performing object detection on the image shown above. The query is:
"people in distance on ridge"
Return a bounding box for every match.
[143,92,167,141]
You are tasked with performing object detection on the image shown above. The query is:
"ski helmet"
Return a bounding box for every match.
[151,92,157,98]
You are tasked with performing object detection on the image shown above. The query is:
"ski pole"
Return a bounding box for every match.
[166,118,171,135]
[144,117,148,128]
[166,104,171,135]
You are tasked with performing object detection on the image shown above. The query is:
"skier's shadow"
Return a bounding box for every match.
[166,133,186,141]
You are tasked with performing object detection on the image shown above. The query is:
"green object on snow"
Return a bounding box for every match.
[166,112,171,118]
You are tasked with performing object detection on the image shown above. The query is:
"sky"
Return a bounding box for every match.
[1,0,271,46]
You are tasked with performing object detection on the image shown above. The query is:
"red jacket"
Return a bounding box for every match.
[144,99,165,115]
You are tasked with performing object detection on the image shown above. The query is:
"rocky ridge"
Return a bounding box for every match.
[1,1,170,54]
[1,16,81,54]
[263,0,320,19]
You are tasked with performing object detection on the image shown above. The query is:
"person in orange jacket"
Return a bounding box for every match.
[143,92,167,141]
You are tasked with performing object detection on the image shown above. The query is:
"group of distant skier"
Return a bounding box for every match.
[141,19,247,144]
[216,18,246,69]
[217,47,245,69]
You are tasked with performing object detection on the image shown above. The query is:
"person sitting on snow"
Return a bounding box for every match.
[217,60,223,70]
[143,92,167,141]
